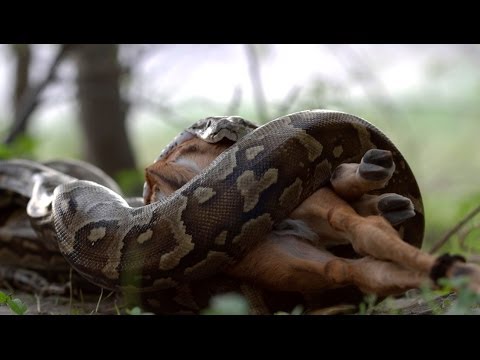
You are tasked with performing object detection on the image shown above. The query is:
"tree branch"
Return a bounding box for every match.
[226,86,242,115]
[4,44,74,144]
[244,44,268,122]
[429,204,480,254]
[275,86,301,118]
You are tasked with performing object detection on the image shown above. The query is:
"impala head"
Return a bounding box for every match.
[144,116,258,204]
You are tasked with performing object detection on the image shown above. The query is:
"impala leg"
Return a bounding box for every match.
[352,193,415,226]
[330,149,415,226]
[291,187,435,272]
[226,234,428,297]
[291,186,480,293]
[331,149,395,200]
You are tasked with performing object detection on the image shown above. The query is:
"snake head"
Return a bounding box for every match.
[187,116,258,143]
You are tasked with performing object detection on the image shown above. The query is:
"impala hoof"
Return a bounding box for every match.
[358,149,394,181]
[378,193,415,226]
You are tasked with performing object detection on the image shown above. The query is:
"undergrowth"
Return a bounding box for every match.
[0,291,28,315]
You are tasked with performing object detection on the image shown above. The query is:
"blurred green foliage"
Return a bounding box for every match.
[201,293,250,315]
[1,47,480,316]
[203,277,480,314]
[114,168,145,197]
[0,134,37,159]
[0,291,28,315]
[201,292,304,315]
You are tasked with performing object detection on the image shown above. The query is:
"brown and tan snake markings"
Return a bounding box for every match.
[0,109,429,313]
[279,178,303,208]
[192,187,217,204]
[236,169,278,212]
[245,145,265,161]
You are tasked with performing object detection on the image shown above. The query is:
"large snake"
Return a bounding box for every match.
[0,109,424,303]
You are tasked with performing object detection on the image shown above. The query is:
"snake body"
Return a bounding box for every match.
[0,110,424,302]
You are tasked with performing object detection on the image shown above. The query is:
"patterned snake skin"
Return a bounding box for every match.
[0,110,424,309]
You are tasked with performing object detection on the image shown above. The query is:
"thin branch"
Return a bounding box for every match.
[275,86,301,118]
[244,44,268,122]
[68,266,73,312]
[458,223,480,252]
[226,86,242,114]
[325,44,401,120]
[11,44,31,110]
[467,254,480,265]
[94,287,104,314]
[128,95,187,126]
[4,44,74,144]
[429,204,480,254]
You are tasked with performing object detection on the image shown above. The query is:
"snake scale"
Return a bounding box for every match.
[0,109,424,305]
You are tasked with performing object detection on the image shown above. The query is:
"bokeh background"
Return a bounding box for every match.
[0,44,479,253]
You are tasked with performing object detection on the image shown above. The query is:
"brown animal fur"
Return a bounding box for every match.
[144,136,480,311]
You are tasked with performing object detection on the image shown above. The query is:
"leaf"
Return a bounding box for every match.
[6,298,28,315]
[126,306,154,315]
[0,291,8,303]
[201,293,250,315]
[126,306,143,315]
[0,134,38,160]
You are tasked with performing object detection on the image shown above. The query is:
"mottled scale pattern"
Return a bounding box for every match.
[48,110,423,293]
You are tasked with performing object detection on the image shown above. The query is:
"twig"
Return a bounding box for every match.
[94,287,104,314]
[114,299,121,315]
[275,86,301,118]
[226,86,242,114]
[35,293,41,314]
[429,204,480,254]
[129,94,180,119]
[11,44,31,111]
[4,44,74,144]
[244,44,268,122]
[68,266,73,311]
[326,44,398,116]
[467,254,480,265]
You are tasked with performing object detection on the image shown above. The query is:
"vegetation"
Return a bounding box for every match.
[0,291,28,315]
[1,44,479,315]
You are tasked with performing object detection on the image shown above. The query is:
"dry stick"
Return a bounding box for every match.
[4,44,74,144]
[429,204,480,254]
[455,223,480,252]
[129,95,191,129]
[35,293,41,314]
[94,287,104,314]
[226,86,242,114]
[244,44,268,123]
[325,44,399,117]
[68,266,73,312]
[11,45,32,111]
[275,86,301,118]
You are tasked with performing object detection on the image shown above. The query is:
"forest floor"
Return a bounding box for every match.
[0,288,120,315]
[0,287,472,315]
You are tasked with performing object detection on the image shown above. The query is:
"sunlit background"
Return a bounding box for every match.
[0,44,479,250]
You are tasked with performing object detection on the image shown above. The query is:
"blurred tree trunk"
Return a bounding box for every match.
[5,44,73,145]
[11,44,31,114]
[75,44,136,177]
[8,44,31,141]
[244,44,268,123]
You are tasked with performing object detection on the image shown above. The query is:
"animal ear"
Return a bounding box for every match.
[143,167,167,203]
